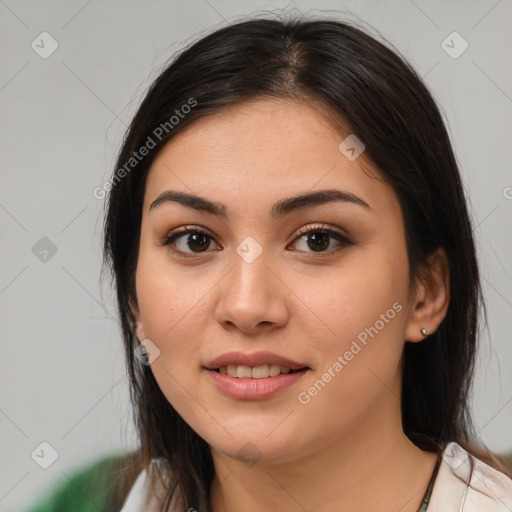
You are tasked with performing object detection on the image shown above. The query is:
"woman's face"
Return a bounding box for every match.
[133,98,424,465]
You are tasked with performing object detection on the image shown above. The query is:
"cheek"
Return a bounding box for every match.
[297,252,407,345]
[135,253,211,414]
[134,255,214,411]
[135,241,212,340]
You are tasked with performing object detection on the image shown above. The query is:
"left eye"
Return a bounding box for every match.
[160,224,352,257]
[290,225,352,255]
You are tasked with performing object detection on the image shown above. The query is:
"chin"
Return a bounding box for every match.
[206,430,303,467]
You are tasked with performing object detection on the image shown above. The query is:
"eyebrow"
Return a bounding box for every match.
[149,189,371,218]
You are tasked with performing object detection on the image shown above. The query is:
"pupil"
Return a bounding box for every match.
[188,233,209,252]
[307,232,329,252]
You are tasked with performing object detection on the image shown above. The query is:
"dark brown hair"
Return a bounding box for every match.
[101,13,512,511]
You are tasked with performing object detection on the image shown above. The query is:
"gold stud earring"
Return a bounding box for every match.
[421,328,429,337]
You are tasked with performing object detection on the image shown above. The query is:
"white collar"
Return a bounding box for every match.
[427,441,512,511]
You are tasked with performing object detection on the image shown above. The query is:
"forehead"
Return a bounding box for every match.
[143,98,399,220]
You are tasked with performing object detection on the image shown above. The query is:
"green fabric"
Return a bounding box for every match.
[23,450,512,512]
[24,452,128,512]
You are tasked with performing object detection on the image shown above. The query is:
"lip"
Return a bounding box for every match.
[204,351,309,371]
[206,367,310,400]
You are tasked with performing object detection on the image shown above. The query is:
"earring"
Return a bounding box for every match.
[420,328,429,337]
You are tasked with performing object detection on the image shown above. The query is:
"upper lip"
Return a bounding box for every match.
[204,351,309,371]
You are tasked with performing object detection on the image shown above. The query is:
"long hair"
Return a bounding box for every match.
[101,13,512,511]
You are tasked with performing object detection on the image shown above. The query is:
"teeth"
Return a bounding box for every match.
[218,364,297,378]
[237,365,252,378]
[269,364,281,377]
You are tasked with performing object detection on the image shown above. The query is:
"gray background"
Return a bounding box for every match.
[1,0,511,510]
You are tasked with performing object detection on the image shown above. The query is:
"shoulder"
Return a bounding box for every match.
[119,466,159,512]
[120,458,181,512]
[428,441,512,511]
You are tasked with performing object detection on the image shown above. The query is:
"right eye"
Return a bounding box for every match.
[159,226,220,257]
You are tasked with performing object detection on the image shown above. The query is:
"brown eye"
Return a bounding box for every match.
[178,232,211,252]
[159,226,218,257]
[302,232,331,252]
[160,227,219,257]
[290,224,353,255]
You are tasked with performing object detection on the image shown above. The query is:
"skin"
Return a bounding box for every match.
[132,98,451,512]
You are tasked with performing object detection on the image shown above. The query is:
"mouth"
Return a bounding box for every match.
[205,365,311,400]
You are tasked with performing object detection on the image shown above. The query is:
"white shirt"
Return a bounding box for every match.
[120,441,512,511]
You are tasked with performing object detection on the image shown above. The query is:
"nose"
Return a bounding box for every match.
[214,248,290,334]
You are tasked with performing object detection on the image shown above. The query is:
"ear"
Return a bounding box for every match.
[130,302,146,342]
[405,247,451,343]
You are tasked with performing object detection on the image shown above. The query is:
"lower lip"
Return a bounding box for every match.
[205,368,309,400]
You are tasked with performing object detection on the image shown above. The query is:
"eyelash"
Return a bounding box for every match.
[159,223,353,259]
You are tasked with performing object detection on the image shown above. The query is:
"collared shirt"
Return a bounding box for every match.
[120,441,512,511]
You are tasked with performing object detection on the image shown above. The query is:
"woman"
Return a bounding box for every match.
[101,14,512,512]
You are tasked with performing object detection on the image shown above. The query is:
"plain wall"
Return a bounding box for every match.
[1,1,511,510]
